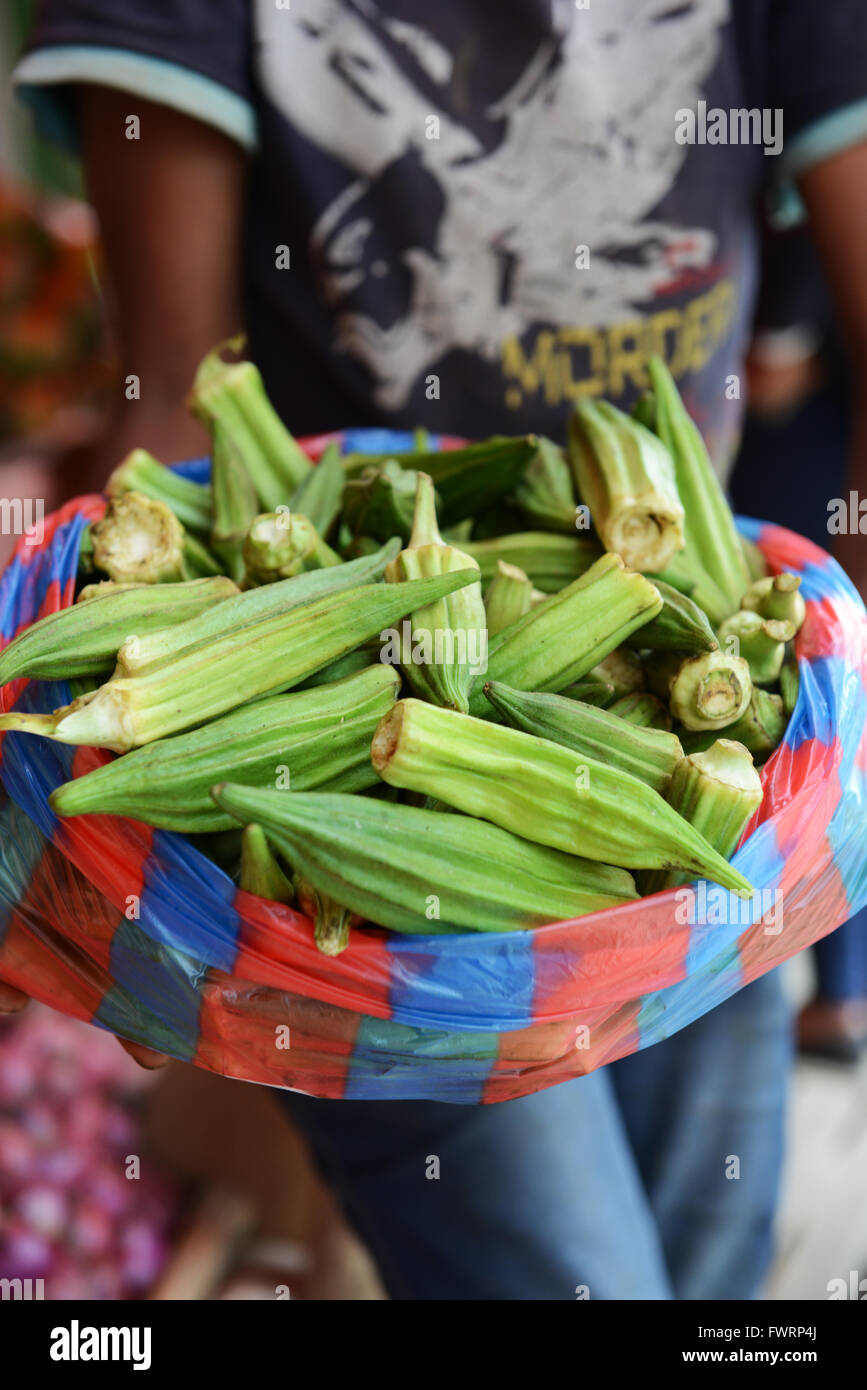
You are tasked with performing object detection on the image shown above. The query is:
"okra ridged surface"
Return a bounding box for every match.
[50,666,399,832]
[211,787,639,934]
[371,698,754,893]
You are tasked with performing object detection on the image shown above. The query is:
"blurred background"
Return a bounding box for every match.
[0,2,865,1302]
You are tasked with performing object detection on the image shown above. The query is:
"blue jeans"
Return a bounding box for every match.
[279,970,791,1299]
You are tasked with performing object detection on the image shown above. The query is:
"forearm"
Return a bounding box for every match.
[79,85,247,462]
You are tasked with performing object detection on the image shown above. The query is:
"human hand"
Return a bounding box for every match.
[0,980,169,1069]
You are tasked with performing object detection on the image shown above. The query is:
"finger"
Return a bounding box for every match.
[0,981,30,1013]
[117,1037,171,1070]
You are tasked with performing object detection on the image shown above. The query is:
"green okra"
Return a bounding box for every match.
[780,653,800,719]
[631,391,657,432]
[680,688,787,759]
[210,786,639,934]
[49,665,400,829]
[67,676,99,700]
[608,693,673,730]
[298,648,379,689]
[88,493,221,585]
[568,397,685,571]
[210,421,259,584]
[90,493,187,585]
[588,646,646,699]
[240,824,295,905]
[342,460,425,543]
[667,651,753,731]
[0,576,238,685]
[114,538,400,676]
[740,535,769,584]
[289,442,344,539]
[641,739,762,894]
[468,553,662,716]
[107,449,212,535]
[189,338,313,510]
[181,530,224,578]
[627,580,719,652]
[558,679,618,707]
[78,526,95,574]
[741,572,806,633]
[483,560,534,636]
[76,580,148,602]
[484,681,683,794]
[646,357,750,619]
[370,699,754,893]
[243,512,342,585]
[342,436,538,525]
[513,437,578,533]
[718,610,794,686]
[384,473,487,713]
[2,570,475,752]
[462,531,602,592]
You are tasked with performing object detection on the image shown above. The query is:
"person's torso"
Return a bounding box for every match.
[244,0,769,469]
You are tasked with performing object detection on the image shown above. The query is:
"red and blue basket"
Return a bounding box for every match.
[1,430,866,1103]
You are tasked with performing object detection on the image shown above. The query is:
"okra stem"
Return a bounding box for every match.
[641,739,762,894]
[668,651,752,731]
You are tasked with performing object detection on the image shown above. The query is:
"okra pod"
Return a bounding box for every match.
[181,530,224,579]
[483,560,534,636]
[462,532,602,592]
[718,610,794,686]
[189,339,313,510]
[49,665,400,828]
[741,572,806,633]
[0,576,238,685]
[210,786,639,934]
[467,553,663,716]
[780,653,800,719]
[627,580,719,652]
[3,571,475,752]
[243,512,342,585]
[90,493,187,585]
[371,699,754,893]
[343,436,538,525]
[558,679,617,707]
[240,824,295,905]
[384,473,487,713]
[484,681,683,794]
[646,357,750,618]
[608,693,673,730]
[680,688,787,759]
[740,534,768,583]
[641,739,762,894]
[210,421,259,584]
[76,581,148,602]
[107,449,212,535]
[288,441,344,540]
[298,648,378,689]
[667,651,753,731]
[342,460,424,543]
[513,437,578,533]
[568,397,685,571]
[114,538,400,676]
[588,646,646,699]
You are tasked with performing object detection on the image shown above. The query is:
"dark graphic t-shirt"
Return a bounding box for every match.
[15,0,867,472]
